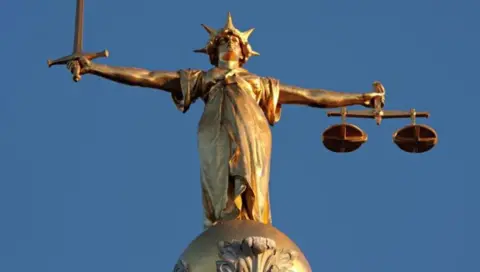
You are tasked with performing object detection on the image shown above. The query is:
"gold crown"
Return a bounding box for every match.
[194,12,260,65]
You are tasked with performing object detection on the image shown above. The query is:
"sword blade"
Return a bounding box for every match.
[73,0,84,53]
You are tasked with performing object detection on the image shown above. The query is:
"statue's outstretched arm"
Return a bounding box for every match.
[70,57,181,94]
[278,83,384,108]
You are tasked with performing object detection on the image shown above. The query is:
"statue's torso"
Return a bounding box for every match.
[196,68,275,226]
[173,67,281,227]
[201,67,263,104]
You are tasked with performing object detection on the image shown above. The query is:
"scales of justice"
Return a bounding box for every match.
[48,1,438,271]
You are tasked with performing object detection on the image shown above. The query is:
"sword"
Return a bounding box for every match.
[47,0,108,82]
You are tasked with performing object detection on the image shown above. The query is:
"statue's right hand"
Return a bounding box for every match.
[66,57,92,82]
[67,56,92,75]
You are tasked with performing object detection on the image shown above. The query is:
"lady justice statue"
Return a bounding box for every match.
[66,13,383,230]
[49,2,385,270]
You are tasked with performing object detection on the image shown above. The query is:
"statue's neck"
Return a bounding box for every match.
[209,66,248,77]
[217,60,240,70]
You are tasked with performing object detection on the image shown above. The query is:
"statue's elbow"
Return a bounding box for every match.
[308,102,327,108]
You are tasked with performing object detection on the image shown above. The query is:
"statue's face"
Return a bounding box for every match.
[216,34,243,63]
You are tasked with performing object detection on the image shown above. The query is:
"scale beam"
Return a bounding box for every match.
[327,109,430,120]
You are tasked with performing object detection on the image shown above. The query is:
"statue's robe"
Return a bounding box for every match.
[171,67,282,229]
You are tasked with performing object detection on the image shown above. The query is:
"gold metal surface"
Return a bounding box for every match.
[177,220,311,272]
[322,124,368,153]
[323,107,368,153]
[48,10,384,228]
[326,85,437,153]
[393,123,438,153]
[393,109,438,153]
[46,5,440,270]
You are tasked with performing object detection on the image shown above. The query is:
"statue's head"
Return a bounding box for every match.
[194,12,260,68]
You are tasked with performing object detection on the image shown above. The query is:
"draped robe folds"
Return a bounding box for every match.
[171,68,282,229]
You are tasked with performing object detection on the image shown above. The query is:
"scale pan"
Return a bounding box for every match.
[322,124,368,153]
[393,124,438,153]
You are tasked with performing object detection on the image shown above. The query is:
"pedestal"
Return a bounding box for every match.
[174,220,312,271]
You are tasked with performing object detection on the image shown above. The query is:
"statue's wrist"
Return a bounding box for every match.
[85,63,97,74]
[360,93,368,104]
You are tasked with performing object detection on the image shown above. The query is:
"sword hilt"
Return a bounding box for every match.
[71,62,81,82]
[47,49,109,82]
[372,81,385,125]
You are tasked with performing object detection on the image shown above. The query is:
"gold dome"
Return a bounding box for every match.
[173,220,312,272]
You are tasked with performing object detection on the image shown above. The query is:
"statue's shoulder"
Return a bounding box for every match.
[178,68,206,79]
[177,69,207,91]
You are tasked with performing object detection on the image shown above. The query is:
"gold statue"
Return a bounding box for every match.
[48,3,441,270]
[50,8,384,229]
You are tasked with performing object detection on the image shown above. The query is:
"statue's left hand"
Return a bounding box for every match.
[362,91,385,108]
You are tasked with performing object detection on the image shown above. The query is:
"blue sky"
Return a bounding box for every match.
[1,0,478,271]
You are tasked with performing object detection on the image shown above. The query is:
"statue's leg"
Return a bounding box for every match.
[234,176,269,223]
[242,188,255,220]
[218,176,243,221]
[232,176,244,214]
[232,176,256,220]
[202,186,216,229]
